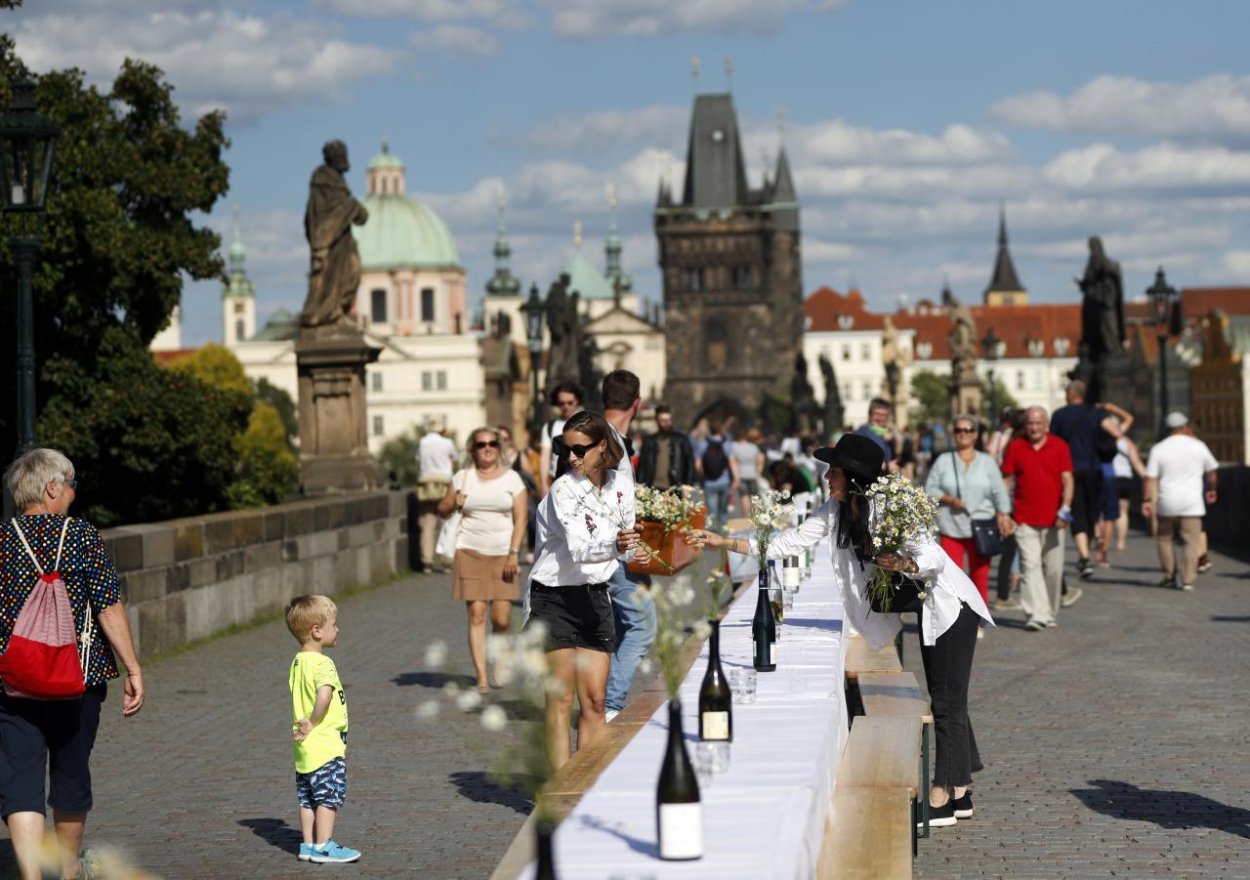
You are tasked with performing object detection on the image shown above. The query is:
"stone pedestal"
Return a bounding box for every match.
[950,373,983,420]
[1077,352,1135,406]
[295,327,387,494]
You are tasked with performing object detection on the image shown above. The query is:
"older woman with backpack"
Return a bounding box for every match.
[0,449,144,880]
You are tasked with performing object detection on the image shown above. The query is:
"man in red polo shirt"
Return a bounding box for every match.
[1002,406,1075,630]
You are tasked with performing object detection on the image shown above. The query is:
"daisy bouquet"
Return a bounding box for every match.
[635,484,706,531]
[747,489,793,564]
[863,472,939,612]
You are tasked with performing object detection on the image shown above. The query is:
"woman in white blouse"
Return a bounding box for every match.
[527,411,643,770]
[692,433,993,829]
[438,427,528,694]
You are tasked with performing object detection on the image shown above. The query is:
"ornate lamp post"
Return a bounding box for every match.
[519,283,547,439]
[981,327,1005,422]
[0,81,59,519]
[1146,266,1179,439]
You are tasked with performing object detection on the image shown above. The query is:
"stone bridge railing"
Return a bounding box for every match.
[101,491,409,659]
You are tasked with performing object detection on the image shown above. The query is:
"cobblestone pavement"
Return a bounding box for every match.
[4,531,1245,879]
[52,571,531,880]
[910,532,1250,879]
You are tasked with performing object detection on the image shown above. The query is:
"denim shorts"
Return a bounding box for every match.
[526,582,614,652]
[295,756,347,809]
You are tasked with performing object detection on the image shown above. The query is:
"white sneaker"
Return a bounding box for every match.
[605,709,620,723]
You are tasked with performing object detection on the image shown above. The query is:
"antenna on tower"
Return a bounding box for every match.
[690,55,701,92]
[724,56,734,92]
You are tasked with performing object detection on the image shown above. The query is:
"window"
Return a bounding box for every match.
[235,319,245,341]
[860,343,872,361]
[370,288,387,323]
[421,371,432,391]
[1016,370,1026,391]
[683,269,703,292]
[841,344,851,362]
[372,415,383,436]
[705,317,729,370]
[421,287,435,322]
[436,371,448,391]
[841,382,853,401]
[733,266,754,289]
[861,381,873,400]
[371,372,382,392]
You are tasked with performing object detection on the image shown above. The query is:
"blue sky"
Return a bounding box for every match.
[11,0,1250,345]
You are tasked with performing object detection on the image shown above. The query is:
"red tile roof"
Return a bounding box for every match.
[151,348,198,366]
[803,287,886,332]
[1180,287,1250,318]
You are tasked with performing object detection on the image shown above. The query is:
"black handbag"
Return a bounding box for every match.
[951,452,1004,557]
[868,572,927,614]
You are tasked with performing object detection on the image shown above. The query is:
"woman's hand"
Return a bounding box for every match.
[122,671,144,717]
[686,529,728,550]
[616,527,641,554]
[502,556,520,582]
[454,491,467,510]
[875,552,918,574]
[996,512,1015,538]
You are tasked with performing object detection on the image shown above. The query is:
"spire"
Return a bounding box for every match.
[985,203,1026,302]
[222,206,255,301]
[680,92,749,209]
[485,188,520,296]
[772,147,797,204]
[604,184,632,297]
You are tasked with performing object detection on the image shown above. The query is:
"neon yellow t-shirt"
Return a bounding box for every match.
[289,651,348,774]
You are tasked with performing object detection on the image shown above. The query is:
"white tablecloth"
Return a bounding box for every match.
[519,541,849,879]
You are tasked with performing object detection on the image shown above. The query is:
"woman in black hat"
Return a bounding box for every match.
[691,432,993,828]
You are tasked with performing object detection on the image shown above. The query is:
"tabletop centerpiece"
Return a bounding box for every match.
[629,485,708,576]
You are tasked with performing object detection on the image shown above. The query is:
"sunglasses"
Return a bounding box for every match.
[566,442,599,459]
[953,427,977,435]
[474,440,500,450]
[63,478,78,489]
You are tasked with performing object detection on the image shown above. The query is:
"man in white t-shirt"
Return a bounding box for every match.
[539,381,584,497]
[417,419,460,572]
[1142,412,1218,591]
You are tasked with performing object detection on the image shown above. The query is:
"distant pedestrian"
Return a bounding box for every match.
[417,419,460,573]
[1001,407,1074,631]
[1048,381,1123,579]
[730,427,766,517]
[856,397,901,471]
[695,420,739,528]
[1142,412,1218,591]
[1109,425,1146,553]
[637,404,696,491]
[538,382,584,496]
[286,595,360,864]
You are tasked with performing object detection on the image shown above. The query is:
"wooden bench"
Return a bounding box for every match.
[819,788,914,879]
[844,634,903,682]
[835,715,923,858]
[857,672,933,838]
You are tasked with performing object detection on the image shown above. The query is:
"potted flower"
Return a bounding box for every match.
[629,486,708,576]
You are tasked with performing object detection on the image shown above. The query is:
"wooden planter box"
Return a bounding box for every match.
[627,508,707,576]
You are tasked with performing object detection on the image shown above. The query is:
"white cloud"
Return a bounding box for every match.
[991,74,1250,142]
[410,25,500,56]
[13,9,400,121]
[776,120,1016,167]
[543,0,845,38]
[1219,250,1250,278]
[1042,142,1250,192]
[317,0,527,27]
[523,105,688,152]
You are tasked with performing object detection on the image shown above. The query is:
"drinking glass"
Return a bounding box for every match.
[697,739,731,774]
[729,667,757,704]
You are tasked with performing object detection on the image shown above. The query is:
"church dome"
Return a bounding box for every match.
[353,141,461,271]
[564,249,614,300]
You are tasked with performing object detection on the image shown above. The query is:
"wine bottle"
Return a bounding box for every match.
[534,819,557,880]
[698,619,732,742]
[783,555,801,589]
[752,570,777,671]
[656,699,703,860]
[768,560,784,631]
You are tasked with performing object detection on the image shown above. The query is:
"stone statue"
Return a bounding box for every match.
[819,353,844,436]
[790,352,818,434]
[543,274,581,396]
[301,140,369,328]
[943,288,978,382]
[1076,236,1125,362]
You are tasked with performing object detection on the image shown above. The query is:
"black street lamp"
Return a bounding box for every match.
[981,326,1005,422]
[519,282,547,438]
[1146,266,1179,439]
[0,80,59,518]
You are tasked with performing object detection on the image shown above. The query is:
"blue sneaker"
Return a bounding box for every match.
[298,843,316,862]
[309,839,361,864]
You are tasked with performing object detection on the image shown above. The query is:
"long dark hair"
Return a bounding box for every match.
[832,468,878,564]
[562,410,624,472]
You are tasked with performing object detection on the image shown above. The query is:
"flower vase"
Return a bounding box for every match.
[655,699,703,860]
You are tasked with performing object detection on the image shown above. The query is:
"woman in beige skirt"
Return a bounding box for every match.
[438,427,528,693]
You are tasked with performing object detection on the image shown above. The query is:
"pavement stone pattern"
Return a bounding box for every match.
[4,532,1245,879]
[909,533,1250,879]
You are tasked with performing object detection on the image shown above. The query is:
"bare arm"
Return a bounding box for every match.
[294,684,335,741]
[96,603,143,717]
[504,489,527,581]
[436,476,461,517]
[1060,470,1074,509]
[1098,401,1133,434]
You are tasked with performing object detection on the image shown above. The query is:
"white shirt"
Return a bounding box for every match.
[764,497,994,648]
[418,432,458,478]
[528,468,636,589]
[607,421,634,481]
[1145,434,1218,517]
[452,468,526,555]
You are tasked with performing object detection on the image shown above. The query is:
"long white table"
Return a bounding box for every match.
[519,542,849,879]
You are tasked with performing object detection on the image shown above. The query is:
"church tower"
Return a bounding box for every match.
[654,92,803,426]
[222,209,256,345]
[984,205,1028,306]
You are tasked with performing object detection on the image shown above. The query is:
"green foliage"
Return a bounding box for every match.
[255,378,297,443]
[907,370,953,427]
[227,402,299,508]
[37,327,249,527]
[980,376,1019,421]
[0,42,234,525]
[168,343,252,396]
[378,428,426,487]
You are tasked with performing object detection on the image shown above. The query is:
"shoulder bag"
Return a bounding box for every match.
[951,452,1004,557]
[435,469,474,563]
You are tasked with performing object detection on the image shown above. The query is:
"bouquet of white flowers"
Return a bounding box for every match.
[747,489,793,564]
[635,485,706,531]
[864,472,939,612]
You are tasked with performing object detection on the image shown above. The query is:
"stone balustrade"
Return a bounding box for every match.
[101,491,409,659]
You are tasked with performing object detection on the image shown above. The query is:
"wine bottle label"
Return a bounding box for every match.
[701,711,729,740]
[659,802,704,860]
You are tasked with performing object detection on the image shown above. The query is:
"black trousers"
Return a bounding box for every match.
[919,602,982,788]
[995,534,1018,600]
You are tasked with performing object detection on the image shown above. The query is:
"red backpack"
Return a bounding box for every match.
[0,518,93,700]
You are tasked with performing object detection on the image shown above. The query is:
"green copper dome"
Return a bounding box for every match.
[368,139,404,170]
[564,249,614,301]
[355,197,461,270]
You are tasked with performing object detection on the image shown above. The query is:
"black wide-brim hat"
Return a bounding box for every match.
[813,433,885,487]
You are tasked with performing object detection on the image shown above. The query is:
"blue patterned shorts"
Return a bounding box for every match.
[295,757,347,809]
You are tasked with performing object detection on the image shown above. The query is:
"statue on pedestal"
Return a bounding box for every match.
[543,274,581,396]
[943,288,981,418]
[819,353,844,437]
[1076,235,1125,363]
[301,140,369,329]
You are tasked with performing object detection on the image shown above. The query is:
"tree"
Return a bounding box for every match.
[907,370,953,427]
[378,428,426,488]
[256,378,298,444]
[227,402,299,508]
[168,343,252,396]
[0,41,234,525]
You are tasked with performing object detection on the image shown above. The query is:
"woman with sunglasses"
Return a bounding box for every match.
[438,427,528,694]
[925,414,1015,607]
[526,411,643,770]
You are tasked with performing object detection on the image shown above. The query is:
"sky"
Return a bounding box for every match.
[9,0,1250,346]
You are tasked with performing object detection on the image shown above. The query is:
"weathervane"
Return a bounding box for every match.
[573,220,583,249]
[690,55,700,88]
[725,56,734,92]
[606,182,617,211]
